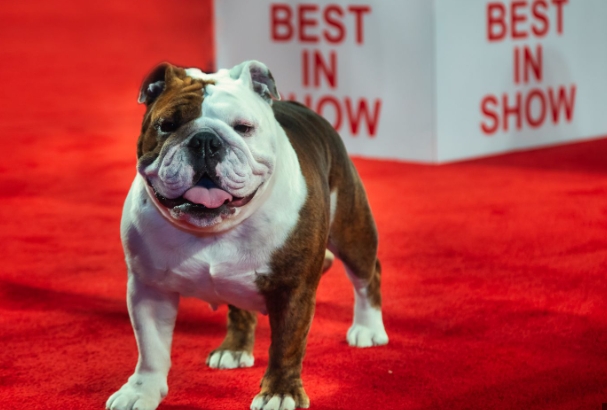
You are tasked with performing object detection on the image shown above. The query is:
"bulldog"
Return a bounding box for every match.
[106,60,388,410]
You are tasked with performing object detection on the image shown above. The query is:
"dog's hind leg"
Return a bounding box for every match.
[342,257,388,348]
[328,181,388,348]
[207,305,257,369]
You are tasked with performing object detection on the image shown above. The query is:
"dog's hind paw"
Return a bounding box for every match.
[206,349,254,369]
[347,323,389,348]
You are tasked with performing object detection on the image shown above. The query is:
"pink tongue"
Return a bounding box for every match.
[183,186,233,209]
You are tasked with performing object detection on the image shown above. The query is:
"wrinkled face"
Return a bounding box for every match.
[136,62,280,232]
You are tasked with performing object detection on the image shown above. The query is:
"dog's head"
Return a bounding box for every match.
[136,61,281,232]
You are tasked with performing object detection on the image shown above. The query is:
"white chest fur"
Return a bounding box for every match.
[121,145,306,313]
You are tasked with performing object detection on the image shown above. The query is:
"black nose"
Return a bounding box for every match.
[188,131,224,157]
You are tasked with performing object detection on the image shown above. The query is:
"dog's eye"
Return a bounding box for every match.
[233,124,253,135]
[158,121,178,133]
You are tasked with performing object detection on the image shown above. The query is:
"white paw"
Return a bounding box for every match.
[106,373,167,410]
[251,394,299,410]
[206,350,254,369]
[347,323,389,348]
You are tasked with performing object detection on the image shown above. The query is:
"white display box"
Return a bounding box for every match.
[215,0,607,163]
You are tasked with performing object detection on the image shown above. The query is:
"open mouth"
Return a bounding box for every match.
[149,175,257,216]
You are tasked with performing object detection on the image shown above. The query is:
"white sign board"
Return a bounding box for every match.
[215,0,607,163]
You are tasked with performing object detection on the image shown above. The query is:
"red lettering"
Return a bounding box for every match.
[487,2,507,41]
[514,47,520,84]
[525,88,546,127]
[511,1,528,39]
[503,92,523,131]
[348,5,371,44]
[302,50,337,88]
[531,0,549,37]
[523,44,542,83]
[313,50,337,88]
[480,86,576,133]
[480,84,576,136]
[515,45,542,84]
[302,50,310,87]
[481,95,499,135]
[317,96,342,130]
[269,3,374,44]
[298,4,319,43]
[323,5,345,44]
[551,0,568,34]
[548,84,576,123]
[284,94,382,136]
[345,98,382,136]
[486,0,568,41]
[271,4,293,42]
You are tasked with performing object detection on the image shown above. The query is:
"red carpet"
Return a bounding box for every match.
[1,1,606,409]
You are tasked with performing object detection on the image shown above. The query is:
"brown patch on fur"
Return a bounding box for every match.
[208,305,257,358]
[278,102,382,308]
[252,100,383,404]
[326,155,382,308]
[136,63,214,163]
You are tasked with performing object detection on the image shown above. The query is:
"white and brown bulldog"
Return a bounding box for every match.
[106,61,388,410]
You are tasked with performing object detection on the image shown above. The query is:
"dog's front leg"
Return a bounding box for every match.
[107,275,180,410]
[250,286,316,410]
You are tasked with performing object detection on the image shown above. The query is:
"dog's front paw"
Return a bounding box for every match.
[250,382,309,410]
[106,372,167,410]
[347,323,389,348]
[206,349,254,369]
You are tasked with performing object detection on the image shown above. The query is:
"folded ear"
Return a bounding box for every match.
[229,60,280,103]
[138,63,172,105]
